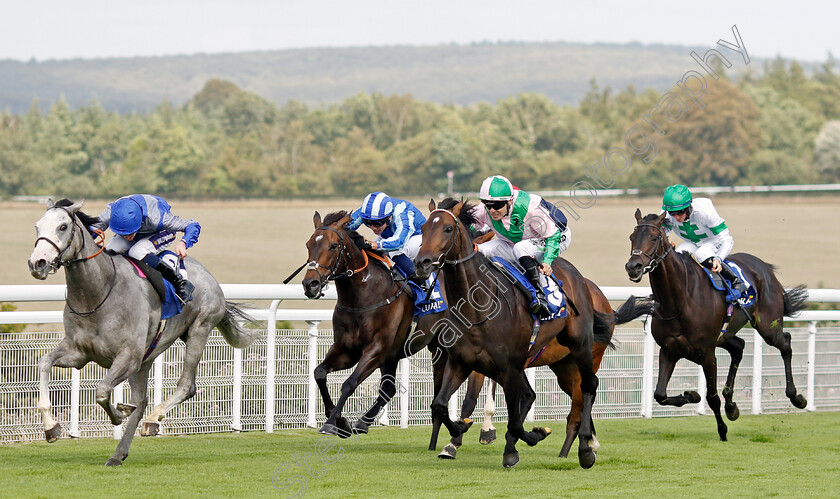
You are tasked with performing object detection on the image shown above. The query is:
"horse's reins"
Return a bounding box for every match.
[35,207,116,317]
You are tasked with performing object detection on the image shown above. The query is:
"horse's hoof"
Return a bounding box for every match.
[718,424,728,442]
[105,457,123,467]
[725,402,740,421]
[527,426,552,446]
[318,423,344,437]
[479,429,496,445]
[579,448,596,469]
[45,424,62,443]
[792,394,807,409]
[140,421,160,436]
[502,452,520,468]
[438,443,457,459]
[352,420,369,434]
[116,403,137,419]
[685,391,702,404]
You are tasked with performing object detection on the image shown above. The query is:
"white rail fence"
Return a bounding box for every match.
[1,285,838,443]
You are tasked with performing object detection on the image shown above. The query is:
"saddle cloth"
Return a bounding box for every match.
[126,250,183,319]
[701,260,757,308]
[392,267,448,317]
[490,257,568,322]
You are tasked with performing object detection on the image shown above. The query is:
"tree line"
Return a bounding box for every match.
[1,57,839,200]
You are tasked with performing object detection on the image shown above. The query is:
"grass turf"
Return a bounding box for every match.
[1,412,838,498]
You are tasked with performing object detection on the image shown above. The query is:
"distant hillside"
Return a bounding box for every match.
[0,41,766,114]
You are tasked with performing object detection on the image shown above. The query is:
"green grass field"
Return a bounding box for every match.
[1,413,838,498]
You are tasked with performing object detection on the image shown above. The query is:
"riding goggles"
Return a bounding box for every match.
[482,200,508,211]
[668,207,689,217]
[363,218,389,228]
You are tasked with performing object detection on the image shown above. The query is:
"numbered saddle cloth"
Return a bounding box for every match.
[125,250,183,319]
[392,267,448,317]
[701,260,757,307]
[490,257,568,322]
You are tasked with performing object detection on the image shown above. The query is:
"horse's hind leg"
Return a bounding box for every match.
[497,369,549,468]
[143,322,212,434]
[431,359,473,458]
[353,360,400,434]
[107,367,150,466]
[38,340,87,442]
[700,353,728,441]
[718,335,745,420]
[96,348,142,426]
[756,319,807,409]
[428,342,446,451]
[548,355,580,458]
[480,379,498,445]
[450,371,483,448]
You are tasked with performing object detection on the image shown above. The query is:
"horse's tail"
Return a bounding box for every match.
[593,310,615,349]
[218,301,262,349]
[614,295,655,325]
[783,285,809,317]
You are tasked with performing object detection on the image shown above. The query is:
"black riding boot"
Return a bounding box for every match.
[156,261,195,304]
[519,256,551,318]
[718,261,749,300]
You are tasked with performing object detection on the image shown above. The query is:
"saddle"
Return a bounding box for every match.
[124,254,182,320]
[489,257,568,322]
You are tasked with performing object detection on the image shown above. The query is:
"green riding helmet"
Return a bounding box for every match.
[479,175,514,201]
[662,184,692,212]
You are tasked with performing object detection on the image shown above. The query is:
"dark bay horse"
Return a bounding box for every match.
[28,199,259,466]
[415,198,599,468]
[301,211,438,436]
[625,210,808,441]
[433,276,650,460]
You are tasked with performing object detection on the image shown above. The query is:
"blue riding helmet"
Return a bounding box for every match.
[360,192,393,222]
[110,198,143,235]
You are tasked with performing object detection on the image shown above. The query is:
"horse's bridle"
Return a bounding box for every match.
[35,206,114,316]
[427,208,478,269]
[34,207,105,273]
[629,222,673,282]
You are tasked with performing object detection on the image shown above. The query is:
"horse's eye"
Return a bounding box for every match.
[59,224,68,232]
[444,226,454,233]
[329,243,339,250]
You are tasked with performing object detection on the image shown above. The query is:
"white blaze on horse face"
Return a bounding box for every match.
[432,216,440,223]
[315,235,323,243]
[29,209,70,270]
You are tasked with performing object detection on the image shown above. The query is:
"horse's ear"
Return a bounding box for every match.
[46,198,55,209]
[451,201,463,216]
[428,198,436,212]
[67,199,84,213]
[313,211,322,228]
[336,214,352,230]
[657,211,667,223]
[634,208,642,222]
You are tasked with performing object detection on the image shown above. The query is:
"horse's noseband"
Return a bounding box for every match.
[428,208,477,267]
[34,207,82,273]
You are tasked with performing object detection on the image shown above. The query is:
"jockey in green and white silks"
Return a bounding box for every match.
[470,175,571,318]
[661,184,748,298]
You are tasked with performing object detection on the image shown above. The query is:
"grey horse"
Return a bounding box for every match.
[27,199,260,466]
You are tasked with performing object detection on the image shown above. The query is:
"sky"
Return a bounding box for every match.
[1,0,838,63]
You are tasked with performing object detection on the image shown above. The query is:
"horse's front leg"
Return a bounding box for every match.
[38,340,88,442]
[96,348,142,426]
[700,353,727,441]
[319,345,384,438]
[654,348,702,407]
[480,379,497,445]
[314,345,357,435]
[718,335,745,421]
[431,358,472,459]
[108,368,151,466]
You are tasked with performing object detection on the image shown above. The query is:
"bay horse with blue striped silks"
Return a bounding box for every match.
[28,199,259,466]
[415,198,601,468]
[301,211,440,437]
[625,209,809,441]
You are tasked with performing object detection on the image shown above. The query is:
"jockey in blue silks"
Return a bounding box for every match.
[348,191,427,285]
[90,194,200,303]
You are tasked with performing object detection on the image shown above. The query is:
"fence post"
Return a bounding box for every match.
[232,347,243,431]
[265,299,280,433]
[113,381,124,440]
[696,365,706,415]
[807,321,817,412]
[306,320,320,428]
[641,316,654,418]
[752,330,763,415]
[400,358,409,429]
[154,355,163,409]
[70,368,80,438]
[526,367,536,422]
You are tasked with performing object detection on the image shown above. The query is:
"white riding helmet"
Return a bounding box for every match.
[479,175,514,201]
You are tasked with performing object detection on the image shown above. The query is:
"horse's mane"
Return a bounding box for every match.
[438,198,479,240]
[640,212,700,267]
[322,210,387,258]
[323,210,348,226]
[55,198,99,228]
